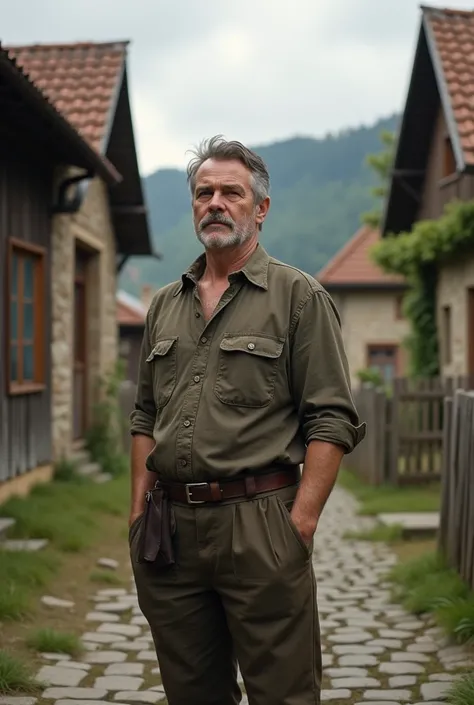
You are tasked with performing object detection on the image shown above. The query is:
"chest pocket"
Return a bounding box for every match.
[146,337,178,409]
[214,333,285,408]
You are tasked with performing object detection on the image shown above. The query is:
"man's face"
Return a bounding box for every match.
[192,158,266,250]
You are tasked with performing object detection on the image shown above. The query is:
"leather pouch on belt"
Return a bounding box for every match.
[137,486,176,567]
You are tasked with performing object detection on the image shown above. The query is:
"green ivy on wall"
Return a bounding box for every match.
[371,199,474,377]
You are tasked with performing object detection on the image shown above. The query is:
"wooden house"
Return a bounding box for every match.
[0,41,156,497]
[382,6,474,377]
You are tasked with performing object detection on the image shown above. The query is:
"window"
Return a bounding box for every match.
[443,136,456,178]
[395,294,405,320]
[367,344,398,385]
[441,305,452,366]
[8,239,46,394]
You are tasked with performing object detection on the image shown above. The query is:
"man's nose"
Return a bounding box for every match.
[208,191,225,211]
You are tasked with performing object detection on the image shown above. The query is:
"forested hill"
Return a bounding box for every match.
[119,113,399,295]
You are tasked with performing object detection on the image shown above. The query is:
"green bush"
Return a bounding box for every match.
[86,360,129,478]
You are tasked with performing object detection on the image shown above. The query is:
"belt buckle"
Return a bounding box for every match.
[185,482,208,505]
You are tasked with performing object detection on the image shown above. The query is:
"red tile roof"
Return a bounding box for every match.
[317,225,406,287]
[117,291,147,327]
[6,41,127,151]
[423,6,474,165]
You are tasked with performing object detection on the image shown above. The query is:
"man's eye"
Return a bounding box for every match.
[197,191,212,199]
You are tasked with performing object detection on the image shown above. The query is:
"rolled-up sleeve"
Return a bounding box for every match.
[290,288,366,453]
[130,312,156,438]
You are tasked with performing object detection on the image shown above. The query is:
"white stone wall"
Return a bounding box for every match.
[437,252,474,376]
[330,290,411,388]
[51,176,117,459]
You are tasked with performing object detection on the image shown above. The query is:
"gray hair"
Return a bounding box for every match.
[186,135,270,204]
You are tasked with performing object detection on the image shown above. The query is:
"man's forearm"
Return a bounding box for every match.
[130,434,157,523]
[291,440,344,543]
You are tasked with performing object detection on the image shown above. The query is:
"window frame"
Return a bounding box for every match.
[7,237,47,396]
[366,343,400,383]
[441,304,452,367]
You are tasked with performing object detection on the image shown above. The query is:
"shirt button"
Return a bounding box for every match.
[180,459,187,466]
[183,420,191,427]
[201,337,208,344]
[247,342,255,350]
[195,312,200,318]
[193,375,200,383]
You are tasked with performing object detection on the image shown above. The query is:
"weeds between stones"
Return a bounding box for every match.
[26,628,83,657]
[0,650,41,694]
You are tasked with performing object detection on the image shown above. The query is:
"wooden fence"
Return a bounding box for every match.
[348,377,473,486]
[439,390,474,590]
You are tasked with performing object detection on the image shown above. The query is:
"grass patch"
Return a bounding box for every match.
[447,672,474,705]
[436,597,474,645]
[0,550,60,621]
[0,650,41,694]
[345,523,404,542]
[26,628,83,657]
[89,570,123,585]
[0,474,129,622]
[338,468,441,515]
[53,457,80,482]
[0,476,128,552]
[389,549,474,645]
[0,584,30,622]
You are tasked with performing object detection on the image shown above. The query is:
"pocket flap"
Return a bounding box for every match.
[220,334,284,359]
[146,337,178,361]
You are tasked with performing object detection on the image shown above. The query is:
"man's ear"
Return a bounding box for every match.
[256,196,270,225]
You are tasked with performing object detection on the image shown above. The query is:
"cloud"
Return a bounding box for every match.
[3,0,474,173]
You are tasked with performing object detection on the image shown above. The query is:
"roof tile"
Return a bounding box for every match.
[317,225,406,287]
[424,6,474,165]
[6,41,128,151]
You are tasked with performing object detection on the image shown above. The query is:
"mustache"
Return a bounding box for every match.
[199,212,235,230]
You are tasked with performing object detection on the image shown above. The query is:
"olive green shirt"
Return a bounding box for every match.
[130,244,365,481]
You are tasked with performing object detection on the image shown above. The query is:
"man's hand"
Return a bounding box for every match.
[290,440,345,546]
[290,505,318,546]
[128,510,144,529]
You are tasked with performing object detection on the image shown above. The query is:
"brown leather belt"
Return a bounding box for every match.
[159,466,299,505]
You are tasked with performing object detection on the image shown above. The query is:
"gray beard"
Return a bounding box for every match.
[195,215,255,250]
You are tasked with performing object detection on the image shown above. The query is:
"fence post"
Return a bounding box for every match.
[438,396,452,556]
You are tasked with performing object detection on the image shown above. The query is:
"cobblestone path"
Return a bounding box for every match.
[2,487,473,705]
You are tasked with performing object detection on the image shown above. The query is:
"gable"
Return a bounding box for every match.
[382,6,474,237]
[318,226,406,289]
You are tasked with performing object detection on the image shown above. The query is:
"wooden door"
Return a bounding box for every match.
[468,289,474,378]
[73,249,88,440]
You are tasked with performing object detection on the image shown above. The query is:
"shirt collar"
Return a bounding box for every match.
[174,243,270,296]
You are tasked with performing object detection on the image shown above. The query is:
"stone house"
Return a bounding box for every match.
[2,40,155,485]
[318,225,410,387]
[0,44,127,498]
[117,290,147,384]
[382,6,474,377]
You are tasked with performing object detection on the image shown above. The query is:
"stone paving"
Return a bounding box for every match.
[1,486,473,705]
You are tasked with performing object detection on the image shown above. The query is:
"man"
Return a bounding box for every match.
[129,136,365,705]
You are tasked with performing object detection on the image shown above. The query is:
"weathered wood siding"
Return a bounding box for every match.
[0,144,53,482]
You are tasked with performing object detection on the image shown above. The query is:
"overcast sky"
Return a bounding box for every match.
[1,0,472,175]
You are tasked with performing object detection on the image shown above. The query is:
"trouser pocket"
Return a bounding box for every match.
[232,487,309,582]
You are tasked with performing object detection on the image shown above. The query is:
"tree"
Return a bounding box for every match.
[362,130,396,228]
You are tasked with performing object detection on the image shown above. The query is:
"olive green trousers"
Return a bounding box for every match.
[130,485,321,705]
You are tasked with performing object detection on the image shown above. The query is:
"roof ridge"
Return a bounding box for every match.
[5,40,130,51]
[421,5,474,18]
